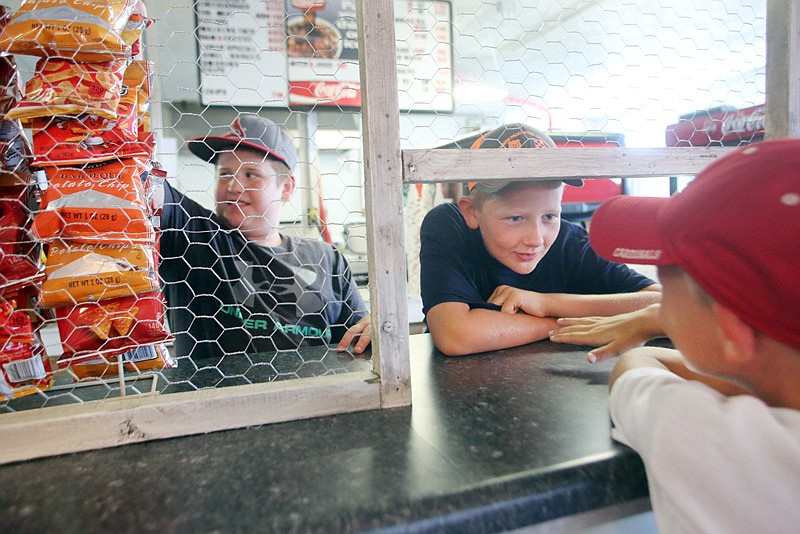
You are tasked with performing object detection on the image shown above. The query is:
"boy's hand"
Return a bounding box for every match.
[337,315,372,354]
[488,285,549,317]
[551,315,648,363]
[550,304,664,363]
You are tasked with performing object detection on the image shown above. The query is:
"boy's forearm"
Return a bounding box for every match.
[543,287,661,318]
[610,347,749,396]
[427,305,556,356]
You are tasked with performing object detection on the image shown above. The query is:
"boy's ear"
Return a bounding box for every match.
[713,302,758,365]
[281,174,296,202]
[457,196,481,229]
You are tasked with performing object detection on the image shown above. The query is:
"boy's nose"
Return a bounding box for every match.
[523,224,545,247]
[226,176,243,193]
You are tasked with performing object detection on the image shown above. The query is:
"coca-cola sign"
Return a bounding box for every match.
[289,81,362,107]
[666,104,765,147]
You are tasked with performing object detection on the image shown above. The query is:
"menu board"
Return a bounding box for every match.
[196,0,289,107]
[196,0,453,111]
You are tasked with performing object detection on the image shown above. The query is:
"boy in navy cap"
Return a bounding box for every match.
[589,139,800,532]
[419,123,660,356]
[155,114,370,361]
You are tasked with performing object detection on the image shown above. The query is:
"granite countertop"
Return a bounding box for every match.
[0,335,648,533]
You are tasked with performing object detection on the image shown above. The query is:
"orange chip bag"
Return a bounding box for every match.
[40,240,158,308]
[6,57,127,122]
[66,342,174,381]
[0,0,138,61]
[55,291,171,363]
[33,158,155,244]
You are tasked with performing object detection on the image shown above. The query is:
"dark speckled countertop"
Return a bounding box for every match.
[0,335,649,533]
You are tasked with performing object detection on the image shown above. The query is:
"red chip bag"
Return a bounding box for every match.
[40,240,158,308]
[121,0,153,58]
[67,342,175,381]
[31,61,153,166]
[0,0,138,61]
[0,55,23,116]
[6,57,128,122]
[0,240,44,295]
[33,158,155,245]
[0,119,33,181]
[0,186,30,247]
[0,340,53,400]
[0,295,35,342]
[55,291,171,364]
[0,186,43,293]
[0,293,52,400]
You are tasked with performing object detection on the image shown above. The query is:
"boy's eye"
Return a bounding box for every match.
[218,172,235,180]
[543,213,560,221]
[506,215,524,222]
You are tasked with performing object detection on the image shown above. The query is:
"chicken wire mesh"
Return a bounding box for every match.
[0,0,767,411]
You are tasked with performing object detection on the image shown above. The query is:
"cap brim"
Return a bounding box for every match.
[589,195,676,265]
[187,136,289,166]
[468,178,584,194]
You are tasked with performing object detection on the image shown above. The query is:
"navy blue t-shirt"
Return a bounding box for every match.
[419,202,655,315]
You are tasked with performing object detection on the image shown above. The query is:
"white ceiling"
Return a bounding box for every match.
[447,0,767,141]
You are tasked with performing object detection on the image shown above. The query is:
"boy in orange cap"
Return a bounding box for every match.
[419,123,661,356]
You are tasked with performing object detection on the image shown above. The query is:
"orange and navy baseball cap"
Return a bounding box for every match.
[466,123,583,194]
[188,114,298,170]
[590,138,800,350]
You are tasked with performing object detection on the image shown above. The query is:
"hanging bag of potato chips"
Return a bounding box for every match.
[40,239,159,308]
[0,0,138,61]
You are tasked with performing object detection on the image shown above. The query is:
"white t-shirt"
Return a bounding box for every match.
[610,367,800,534]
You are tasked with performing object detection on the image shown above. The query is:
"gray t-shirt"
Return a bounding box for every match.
[159,182,367,360]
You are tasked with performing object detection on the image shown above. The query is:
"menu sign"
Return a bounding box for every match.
[196,0,288,106]
[196,0,453,111]
[395,0,453,111]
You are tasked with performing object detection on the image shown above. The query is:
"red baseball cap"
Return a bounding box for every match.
[590,138,800,350]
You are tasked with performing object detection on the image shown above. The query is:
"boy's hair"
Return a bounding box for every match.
[464,123,582,197]
[468,180,564,208]
[589,139,800,350]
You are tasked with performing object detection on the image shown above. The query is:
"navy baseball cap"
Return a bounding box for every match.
[188,114,298,171]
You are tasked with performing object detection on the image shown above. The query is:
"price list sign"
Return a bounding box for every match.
[395,1,453,112]
[196,0,288,106]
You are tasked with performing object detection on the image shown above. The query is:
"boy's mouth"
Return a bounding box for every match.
[514,252,538,262]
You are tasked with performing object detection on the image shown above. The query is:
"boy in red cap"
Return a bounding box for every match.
[154,114,370,361]
[588,139,800,532]
[419,123,661,356]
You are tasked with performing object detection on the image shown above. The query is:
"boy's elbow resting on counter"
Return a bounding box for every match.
[429,331,475,356]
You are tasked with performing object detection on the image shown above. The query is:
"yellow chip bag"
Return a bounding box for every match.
[40,240,158,308]
[0,0,138,61]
